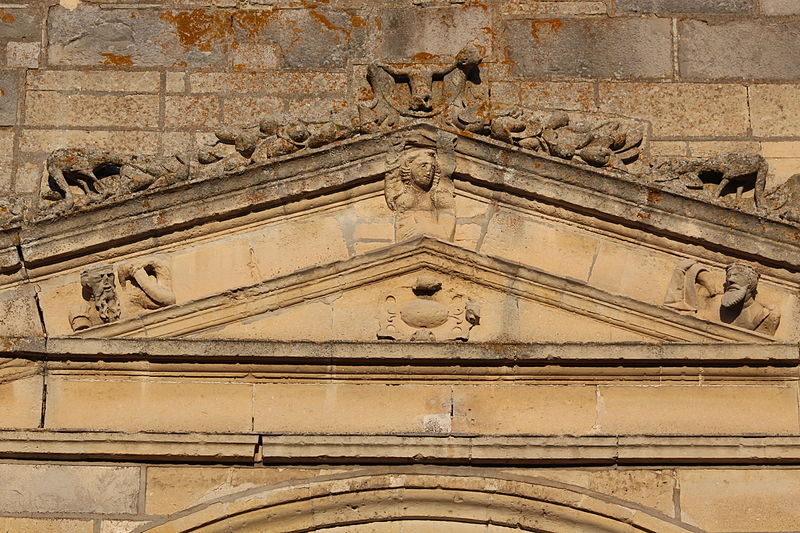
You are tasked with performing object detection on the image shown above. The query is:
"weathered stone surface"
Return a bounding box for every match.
[0,518,93,533]
[26,70,161,93]
[375,7,491,60]
[679,469,800,531]
[761,0,800,14]
[679,20,800,79]
[0,71,19,126]
[749,84,800,137]
[0,464,139,513]
[617,0,753,13]
[451,385,597,435]
[6,41,40,68]
[0,8,41,40]
[47,6,227,67]
[25,92,159,128]
[597,385,799,434]
[231,9,368,69]
[190,71,348,95]
[146,466,343,514]
[598,82,749,136]
[45,378,253,432]
[0,375,42,430]
[504,18,672,79]
[0,285,43,336]
[19,129,159,154]
[253,384,452,433]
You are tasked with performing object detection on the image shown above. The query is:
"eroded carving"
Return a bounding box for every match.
[378,276,480,341]
[70,264,121,331]
[475,110,644,170]
[721,262,780,335]
[663,260,718,313]
[664,260,780,336]
[648,151,768,209]
[385,134,456,241]
[118,258,176,311]
[766,173,800,223]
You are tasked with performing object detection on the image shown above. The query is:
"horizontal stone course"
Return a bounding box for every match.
[616,0,753,13]
[26,70,161,93]
[679,20,800,80]
[24,92,159,128]
[749,84,800,137]
[504,18,672,79]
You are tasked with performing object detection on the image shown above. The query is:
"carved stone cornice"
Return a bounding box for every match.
[10,125,800,276]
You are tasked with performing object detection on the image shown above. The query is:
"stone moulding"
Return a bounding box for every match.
[65,237,775,342]
[130,469,702,532]
[6,124,800,276]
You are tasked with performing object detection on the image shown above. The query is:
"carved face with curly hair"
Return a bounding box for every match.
[401,149,437,192]
[722,262,759,309]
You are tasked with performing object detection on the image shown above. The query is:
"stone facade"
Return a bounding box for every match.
[2,1,800,532]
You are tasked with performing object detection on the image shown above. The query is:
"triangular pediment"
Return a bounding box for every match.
[71,238,772,343]
[9,127,797,343]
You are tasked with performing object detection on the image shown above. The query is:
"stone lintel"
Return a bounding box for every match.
[3,336,797,366]
[1,431,800,465]
[0,430,258,463]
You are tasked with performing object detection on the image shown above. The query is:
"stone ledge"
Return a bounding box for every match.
[0,430,258,463]
[3,431,800,465]
[262,434,800,465]
[2,336,797,365]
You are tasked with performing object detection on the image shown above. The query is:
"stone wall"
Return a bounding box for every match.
[1,0,799,198]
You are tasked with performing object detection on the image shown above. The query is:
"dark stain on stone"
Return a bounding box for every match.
[160,9,233,52]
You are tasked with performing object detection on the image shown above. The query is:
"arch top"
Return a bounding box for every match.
[135,468,702,533]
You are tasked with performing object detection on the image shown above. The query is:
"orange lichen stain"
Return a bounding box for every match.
[100,53,134,67]
[636,212,652,219]
[234,10,276,40]
[374,16,382,30]
[309,10,350,39]
[160,10,233,52]
[173,60,188,67]
[350,14,366,28]
[411,52,439,62]
[130,12,137,19]
[646,190,662,203]
[530,18,563,43]
[0,11,14,23]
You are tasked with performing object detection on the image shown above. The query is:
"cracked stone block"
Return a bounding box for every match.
[679,20,800,79]
[504,18,672,79]
[616,0,753,13]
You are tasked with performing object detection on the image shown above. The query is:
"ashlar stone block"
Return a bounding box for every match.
[0,464,139,514]
[504,18,672,79]
[679,20,800,80]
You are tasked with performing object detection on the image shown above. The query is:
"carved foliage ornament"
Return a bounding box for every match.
[378,276,480,342]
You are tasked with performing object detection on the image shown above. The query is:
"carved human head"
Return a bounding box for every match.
[722,262,759,308]
[80,265,121,323]
[401,148,437,191]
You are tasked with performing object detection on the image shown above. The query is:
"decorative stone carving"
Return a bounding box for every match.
[377,276,480,341]
[360,44,483,130]
[648,151,768,209]
[385,133,456,241]
[476,110,644,170]
[665,260,780,335]
[663,259,718,313]
[118,258,176,311]
[766,173,800,223]
[720,262,780,335]
[69,264,121,331]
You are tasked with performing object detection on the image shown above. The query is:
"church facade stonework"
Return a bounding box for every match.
[2,1,800,532]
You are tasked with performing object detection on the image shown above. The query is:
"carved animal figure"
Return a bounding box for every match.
[43,147,131,210]
[652,151,768,208]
